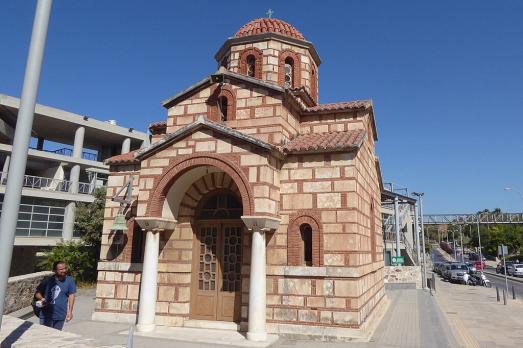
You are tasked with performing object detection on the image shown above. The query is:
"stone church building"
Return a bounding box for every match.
[93,17,385,341]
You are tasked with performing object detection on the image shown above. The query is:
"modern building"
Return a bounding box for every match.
[381,183,421,266]
[0,94,147,275]
[93,17,385,341]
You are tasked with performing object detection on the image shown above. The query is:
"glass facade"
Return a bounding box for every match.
[0,195,66,237]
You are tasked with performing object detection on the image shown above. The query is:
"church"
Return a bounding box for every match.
[93,16,386,341]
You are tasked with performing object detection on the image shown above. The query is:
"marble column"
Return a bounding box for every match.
[247,227,267,341]
[134,217,177,332]
[241,215,281,342]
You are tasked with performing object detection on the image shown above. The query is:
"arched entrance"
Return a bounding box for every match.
[190,189,243,322]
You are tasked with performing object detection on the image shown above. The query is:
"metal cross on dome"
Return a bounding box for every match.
[266,9,274,18]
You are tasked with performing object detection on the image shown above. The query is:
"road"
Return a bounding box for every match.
[431,247,523,301]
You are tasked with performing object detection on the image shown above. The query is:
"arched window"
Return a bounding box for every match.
[284,57,294,88]
[239,48,262,79]
[246,55,256,77]
[288,213,322,267]
[278,50,300,88]
[198,192,242,220]
[300,223,313,266]
[218,96,228,121]
[207,85,235,122]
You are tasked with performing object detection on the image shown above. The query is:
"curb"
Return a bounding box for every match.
[483,270,523,284]
[7,305,35,320]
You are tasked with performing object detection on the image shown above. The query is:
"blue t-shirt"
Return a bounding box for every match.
[39,276,76,320]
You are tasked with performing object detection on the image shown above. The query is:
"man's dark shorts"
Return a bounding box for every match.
[39,315,65,330]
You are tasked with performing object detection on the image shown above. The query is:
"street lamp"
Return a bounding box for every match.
[412,192,427,290]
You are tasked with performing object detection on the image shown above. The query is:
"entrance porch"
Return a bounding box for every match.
[134,167,280,342]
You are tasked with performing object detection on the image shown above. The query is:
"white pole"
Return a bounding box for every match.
[393,196,401,258]
[460,225,464,263]
[0,0,52,328]
[413,203,421,265]
[477,214,483,267]
[419,194,427,289]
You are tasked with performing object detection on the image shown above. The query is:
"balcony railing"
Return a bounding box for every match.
[29,147,99,161]
[0,172,104,195]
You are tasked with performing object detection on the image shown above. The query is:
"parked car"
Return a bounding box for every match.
[436,262,450,276]
[449,264,471,284]
[443,263,463,280]
[496,261,513,274]
[433,262,442,273]
[474,261,486,270]
[506,263,523,277]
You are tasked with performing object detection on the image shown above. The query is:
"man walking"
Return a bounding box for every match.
[35,261,76,330]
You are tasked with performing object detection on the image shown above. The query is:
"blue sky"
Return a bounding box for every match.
[1,1,523,214]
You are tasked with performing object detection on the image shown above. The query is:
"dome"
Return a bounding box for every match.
[235,18,305,40]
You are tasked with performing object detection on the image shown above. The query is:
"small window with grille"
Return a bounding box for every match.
[218,96,228,121]
[284,57,294,88]
[246,55,256,77]
[300,223,313,266]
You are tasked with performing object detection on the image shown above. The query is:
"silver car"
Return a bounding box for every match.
[449,263,470,283]
[507,263,523,277]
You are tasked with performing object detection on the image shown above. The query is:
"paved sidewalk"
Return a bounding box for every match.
[4,286,457,348]
[433,272,523,347]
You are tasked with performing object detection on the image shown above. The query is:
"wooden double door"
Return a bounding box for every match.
[190,222,243,322]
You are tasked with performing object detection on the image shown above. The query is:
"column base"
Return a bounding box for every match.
[247,331,267,341]
[136,323,155,332]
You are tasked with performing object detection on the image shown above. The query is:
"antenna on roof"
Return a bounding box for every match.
[266,9,274,18]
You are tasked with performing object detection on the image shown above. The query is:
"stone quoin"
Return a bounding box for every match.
[93,17,385,341]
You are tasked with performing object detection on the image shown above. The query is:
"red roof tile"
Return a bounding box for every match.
[282,129,366,154]
[305,100,371,113]
[235,18,305,40]
[149,120,167,135]
[105,151,138,165]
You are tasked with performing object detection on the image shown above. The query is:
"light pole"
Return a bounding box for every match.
[412,192,427,289]
[477,213,483,266]
[460,225,464,263]
[0,0,53,328]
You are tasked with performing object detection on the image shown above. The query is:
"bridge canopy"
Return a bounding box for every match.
[423,213,523,225]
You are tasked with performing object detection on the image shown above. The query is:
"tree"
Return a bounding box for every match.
[39,187,106,283]
[38,241,97,281]
[75,187,106,247]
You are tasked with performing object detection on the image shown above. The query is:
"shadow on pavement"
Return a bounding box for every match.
[0,321,33,348]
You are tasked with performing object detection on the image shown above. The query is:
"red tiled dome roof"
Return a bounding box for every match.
[235,18,305,40]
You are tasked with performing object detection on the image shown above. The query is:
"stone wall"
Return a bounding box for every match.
[383,266,422,289]
[3,271,53,314]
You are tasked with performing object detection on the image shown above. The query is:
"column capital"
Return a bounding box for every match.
[135,217,177,232]
[241,215,281,232]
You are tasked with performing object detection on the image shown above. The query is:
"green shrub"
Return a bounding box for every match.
[38,241,98,282]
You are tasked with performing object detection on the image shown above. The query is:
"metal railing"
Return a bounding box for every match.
[29,147,99,161]
[0,172,103,195]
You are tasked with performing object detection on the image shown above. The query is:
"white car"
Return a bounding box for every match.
[507,263,523,277]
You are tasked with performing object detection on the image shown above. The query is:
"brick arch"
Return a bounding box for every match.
[288,210,322,266]
[278,49,301,88]
[177,173,241,223]
[147,154,254,218]
[238,47,263,79]
[208,85,236,122]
